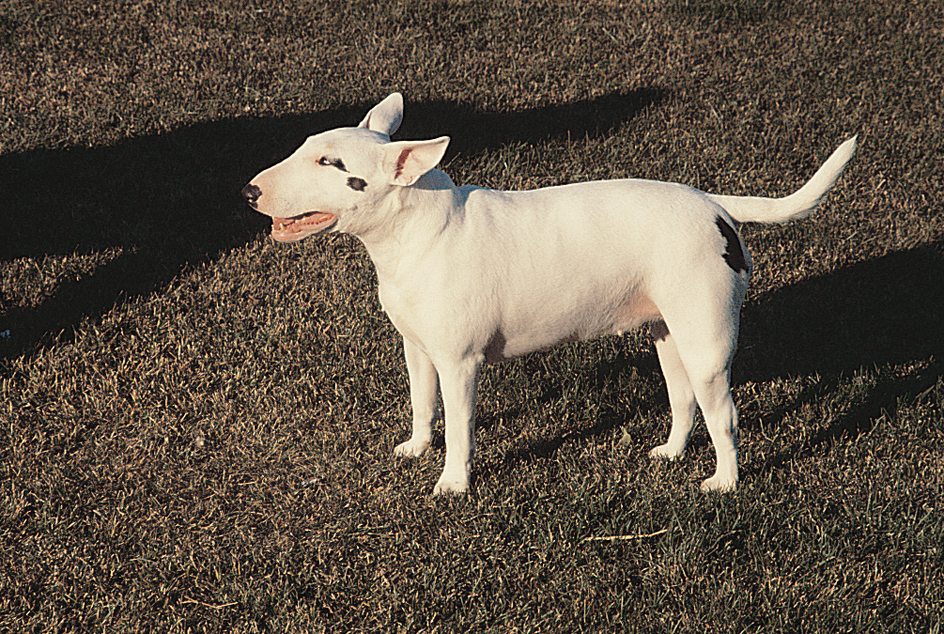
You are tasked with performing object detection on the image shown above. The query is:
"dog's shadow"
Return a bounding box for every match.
[0,89,663,360]
[735,241,944,465]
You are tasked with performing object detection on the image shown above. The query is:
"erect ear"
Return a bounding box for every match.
[358,92,404,136]
[383,137,451,186]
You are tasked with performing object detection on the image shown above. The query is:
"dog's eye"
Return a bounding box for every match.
[318,156,346,171]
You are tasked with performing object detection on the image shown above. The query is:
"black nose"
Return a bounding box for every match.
[241,184,262,208]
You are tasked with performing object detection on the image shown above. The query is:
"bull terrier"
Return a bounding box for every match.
[243,93,856,495]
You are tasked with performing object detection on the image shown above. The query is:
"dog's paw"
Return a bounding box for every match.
[432,472,469,496]
[394,437,430,458]
[648,443,685,461]
[700,474,737,493]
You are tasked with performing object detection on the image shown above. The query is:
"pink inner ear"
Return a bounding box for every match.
[395,148,411,179]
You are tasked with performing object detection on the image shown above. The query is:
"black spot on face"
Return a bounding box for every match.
[347,177,367,192]
[715,216,749,274]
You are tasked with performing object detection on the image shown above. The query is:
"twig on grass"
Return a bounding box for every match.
[180,597,239,610]
[582,528,669,543]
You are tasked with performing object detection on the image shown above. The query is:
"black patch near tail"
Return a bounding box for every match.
[715,216,748,274]
[347,177,368,192]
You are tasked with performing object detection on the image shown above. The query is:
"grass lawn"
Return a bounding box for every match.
[1,1,942,631]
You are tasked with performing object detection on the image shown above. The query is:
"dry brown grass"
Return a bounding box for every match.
[1,1,942,632]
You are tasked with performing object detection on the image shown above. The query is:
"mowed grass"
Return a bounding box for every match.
[1,0,942,632]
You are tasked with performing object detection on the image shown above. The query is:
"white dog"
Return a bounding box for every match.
[243,93,855,495]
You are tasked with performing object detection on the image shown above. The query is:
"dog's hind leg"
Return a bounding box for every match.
[690,371,739,492]
[649,321,698,462]
[432,356,481,495]
[669,326,740,492]
[394,339,439,458]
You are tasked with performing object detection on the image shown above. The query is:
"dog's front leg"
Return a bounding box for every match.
[432,356,481,495]
[394,338,438,458]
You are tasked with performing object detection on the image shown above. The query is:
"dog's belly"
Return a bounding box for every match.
[487,292,661,362]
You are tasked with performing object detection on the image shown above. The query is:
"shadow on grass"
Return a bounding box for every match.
[741,242,944,381]
[737,240,944,462]
[0,88,663,360]
[474,346,665,480]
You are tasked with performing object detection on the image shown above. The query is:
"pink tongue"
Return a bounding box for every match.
[269,212,337,243]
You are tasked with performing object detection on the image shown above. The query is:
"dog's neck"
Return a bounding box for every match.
[355,169,463,277]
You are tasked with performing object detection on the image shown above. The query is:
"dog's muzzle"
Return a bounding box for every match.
[241,182,336,242]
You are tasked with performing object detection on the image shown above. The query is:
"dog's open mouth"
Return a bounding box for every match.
[271,212,337,243]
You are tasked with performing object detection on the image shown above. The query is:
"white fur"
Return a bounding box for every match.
[244,93,856,495]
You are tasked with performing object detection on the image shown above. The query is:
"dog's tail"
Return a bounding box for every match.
[708,136,857,224]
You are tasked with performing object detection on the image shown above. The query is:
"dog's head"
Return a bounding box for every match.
[243,93,450,242]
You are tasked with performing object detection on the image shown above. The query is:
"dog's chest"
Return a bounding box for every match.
[375,281,436,348]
